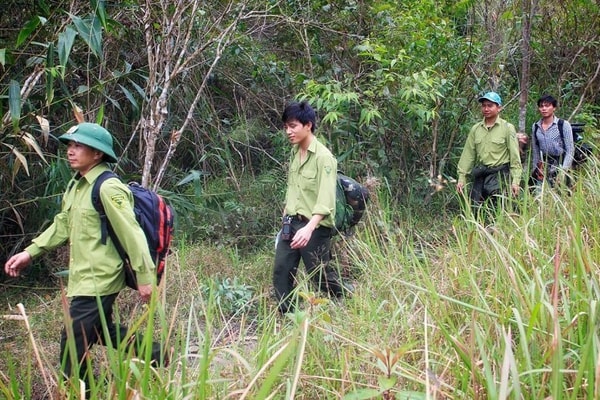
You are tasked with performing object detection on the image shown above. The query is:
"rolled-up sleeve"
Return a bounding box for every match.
[312,155,337,217]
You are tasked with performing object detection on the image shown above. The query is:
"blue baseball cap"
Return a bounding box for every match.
[478,92,502,106]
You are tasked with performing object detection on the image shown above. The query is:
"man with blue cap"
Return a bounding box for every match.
[456,92,523,205]
[4,122,164,396]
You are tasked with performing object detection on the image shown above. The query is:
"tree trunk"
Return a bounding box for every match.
[518,0,537,135]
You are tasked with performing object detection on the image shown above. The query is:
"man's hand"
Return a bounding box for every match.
[138,283,153,302]
[4,251,32,277]
[516,132,528,145]
[511,183,520,196]
[290,225,314,249]
[456,182,464,194]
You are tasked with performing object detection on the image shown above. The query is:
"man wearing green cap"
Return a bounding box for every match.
[457,92,523,205]
[4,122,163,394]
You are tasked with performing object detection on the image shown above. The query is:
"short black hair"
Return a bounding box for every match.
[537,94,558,107]
[281,101,316,133]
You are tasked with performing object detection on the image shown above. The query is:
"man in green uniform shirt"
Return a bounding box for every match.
[273,101,349,314]
[4,122,163,394]
[457,92,523,204]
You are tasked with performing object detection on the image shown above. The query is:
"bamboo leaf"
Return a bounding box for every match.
[46,42,55,106]
[16,16,47,47]
[105,94,122,111]
[119,84,139,113]
[90,0,108,29]
[8,80,21,130]
[128,79,147,100]
[8,204,24,234]
[70,14,104,60]
[12,158,23,183]
[20,132,48,164]
[3,143,30,176]
[35,115,50,146]
[96,103,105,123]
[73,105,85,123]
[58,26,77,77]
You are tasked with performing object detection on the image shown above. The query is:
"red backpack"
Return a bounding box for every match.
[92,171,174,289]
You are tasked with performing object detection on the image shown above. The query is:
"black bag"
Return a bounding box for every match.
[533,120,592,167]
[570,123,593,166]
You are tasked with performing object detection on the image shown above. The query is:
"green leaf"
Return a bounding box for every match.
[119,84,139,113]
[0,48,6,67]
[70,14,104,60]
[90,0,108,29]
[128,79,147,100]
[8,80,21,130]
[96,103,105,123]
[16,16,47,47]
[58,26,77,77]
[396,391,427,399]
[46,43,55,106]
[377,376,397,391]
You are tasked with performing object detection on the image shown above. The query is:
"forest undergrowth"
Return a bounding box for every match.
[2,161,600,399]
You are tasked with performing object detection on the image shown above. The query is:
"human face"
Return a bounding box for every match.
[538,101,556,118]
[480,100,502,120]
[66,141,103,175]
[283,119,313,146]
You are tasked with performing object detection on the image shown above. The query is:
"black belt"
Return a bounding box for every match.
[291,214,310,222]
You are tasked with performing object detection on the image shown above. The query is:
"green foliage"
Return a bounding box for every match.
[202,277,255,316]
[176,164,285,250]
[1,0,600,395]
[5,156,600,397]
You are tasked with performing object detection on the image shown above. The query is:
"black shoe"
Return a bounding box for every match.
[343,281,355,296]
[334,281,354,298]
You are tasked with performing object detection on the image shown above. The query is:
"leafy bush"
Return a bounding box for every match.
[201,277,255,316]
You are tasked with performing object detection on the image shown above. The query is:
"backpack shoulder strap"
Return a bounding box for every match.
[92,170,120,245]
[557,118,565,147]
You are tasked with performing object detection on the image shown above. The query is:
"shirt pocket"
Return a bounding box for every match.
[489,136,506,152]
[71,208,101,242]
[300,167,317,192]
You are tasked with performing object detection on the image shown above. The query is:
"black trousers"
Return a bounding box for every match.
[273,218,344,314]
[60,294,162,390]
[469,163,510,205]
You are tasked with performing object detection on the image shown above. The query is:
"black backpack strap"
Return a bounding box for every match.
[557,118,564,147]
[91,171,127,263]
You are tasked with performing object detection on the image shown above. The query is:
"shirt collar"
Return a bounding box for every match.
[80,163,110,184]
[535,116,559,127]
[292,135,318,155]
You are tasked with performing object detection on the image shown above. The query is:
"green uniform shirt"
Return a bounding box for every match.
[457,117,523,185]
[285,137,337,228]
[25,164,155,296]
